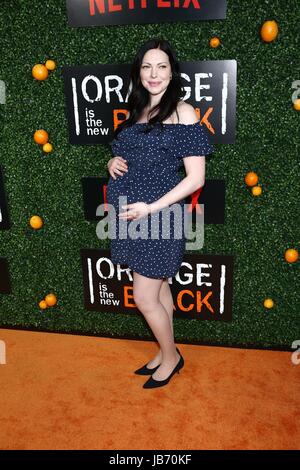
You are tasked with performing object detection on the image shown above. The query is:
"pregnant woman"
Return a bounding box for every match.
[106,38,214,389]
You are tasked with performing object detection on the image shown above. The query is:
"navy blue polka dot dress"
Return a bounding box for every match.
[106,120,215,279]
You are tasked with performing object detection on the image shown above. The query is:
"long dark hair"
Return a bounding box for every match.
[113,37,185,137]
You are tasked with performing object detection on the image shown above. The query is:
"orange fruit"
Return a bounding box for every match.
[45,293,57,307]
[245,171,259,186]
[260,20,279,42]
[252,185,262,196]
[284,248,298,263]
[43,143,53,153]
[210,37,220,48]
[293,98,300,111]
[264,298,274,309]
[45,60,56,71]
[29,215,43,229]
[32,64,49,81]
[34,129,49,145]
[39,300,48,310]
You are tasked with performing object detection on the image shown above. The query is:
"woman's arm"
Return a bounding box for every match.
[148,165,204,214]
[148,103,205,214]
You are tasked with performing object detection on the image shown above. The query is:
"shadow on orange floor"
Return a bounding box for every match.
[0,328,299,450]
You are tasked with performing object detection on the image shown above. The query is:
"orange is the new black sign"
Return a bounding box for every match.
[81,249,234,321]
[67,0,227,27]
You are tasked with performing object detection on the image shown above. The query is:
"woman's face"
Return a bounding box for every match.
[140,48,172,97]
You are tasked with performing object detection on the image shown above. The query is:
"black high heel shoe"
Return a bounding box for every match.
[142,351,184,389]
[134,347,180,376]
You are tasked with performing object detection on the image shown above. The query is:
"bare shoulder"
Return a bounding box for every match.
[176,101,199,125]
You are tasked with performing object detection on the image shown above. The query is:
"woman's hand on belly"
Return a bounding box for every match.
[118,201,150,221]
[107,156,128,180]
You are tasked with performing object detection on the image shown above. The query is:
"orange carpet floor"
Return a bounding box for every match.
[0,328,299,450]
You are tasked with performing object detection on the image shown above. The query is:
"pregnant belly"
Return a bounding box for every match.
[107,170,182,207]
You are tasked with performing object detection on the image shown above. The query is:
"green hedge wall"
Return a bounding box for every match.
[0,0,299,349]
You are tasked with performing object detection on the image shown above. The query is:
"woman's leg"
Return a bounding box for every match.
[146,278,175,368]
[133,272,180,381]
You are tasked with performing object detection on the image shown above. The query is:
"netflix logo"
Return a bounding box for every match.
[81,176,226,225]
[67,0,227,27]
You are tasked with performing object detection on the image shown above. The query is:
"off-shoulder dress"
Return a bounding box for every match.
[106,121,215,279]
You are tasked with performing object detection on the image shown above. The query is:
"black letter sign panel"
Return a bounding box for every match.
[62,60,236,145]
[67,0,227,27]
